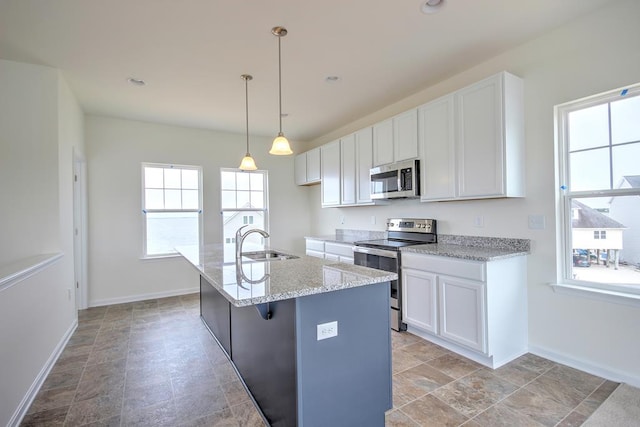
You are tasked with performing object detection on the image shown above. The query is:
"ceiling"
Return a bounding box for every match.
[0,0,619,143]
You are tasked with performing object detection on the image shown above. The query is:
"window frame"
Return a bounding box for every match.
[141,162,203,259]
[555,82,640,302]
[220,168,269,254]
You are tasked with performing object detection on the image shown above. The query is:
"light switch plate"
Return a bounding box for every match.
[528,214,546,230]
[317,321,338,341]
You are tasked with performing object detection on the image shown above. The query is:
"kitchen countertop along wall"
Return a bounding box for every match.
[307,230,530,261]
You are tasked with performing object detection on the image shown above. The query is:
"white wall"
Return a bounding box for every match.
[85,115,310,306]
[307,0,640,385]
[0,60,83,426]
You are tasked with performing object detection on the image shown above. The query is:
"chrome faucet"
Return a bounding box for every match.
[235,225,270,260]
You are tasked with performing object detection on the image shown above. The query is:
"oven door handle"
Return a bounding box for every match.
[352,246,398,259]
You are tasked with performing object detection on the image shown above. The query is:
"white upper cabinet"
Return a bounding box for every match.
[394,109,419,162]
[355,127,374,204]
[294,147,321,186]
[419,94,456,201]
[340,133,357,205]
[372,118,393,166]
[372,110,419,167]
[419,71,525,202]
[321,140,341,207]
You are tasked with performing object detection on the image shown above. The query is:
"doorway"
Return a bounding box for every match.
[73,149,88,310]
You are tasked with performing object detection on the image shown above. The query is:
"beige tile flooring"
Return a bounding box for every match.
[21,294,618,426]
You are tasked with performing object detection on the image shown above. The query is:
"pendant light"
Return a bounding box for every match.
[269,26,293,155]
[239,74,258,171]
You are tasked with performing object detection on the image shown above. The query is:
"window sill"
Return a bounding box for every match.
[140,254,182,261]
[550,282,640,308]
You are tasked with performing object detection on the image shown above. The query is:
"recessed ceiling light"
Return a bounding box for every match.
[325,76,340,83]
[421,0,445,14]
[127,77,146,86]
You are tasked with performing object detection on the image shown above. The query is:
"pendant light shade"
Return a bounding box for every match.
[269,26,293,156]
[239,74,258,171]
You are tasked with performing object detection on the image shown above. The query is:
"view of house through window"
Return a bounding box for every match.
[220,169,268,258]
[557,85,640,291]
[142,163,202,257]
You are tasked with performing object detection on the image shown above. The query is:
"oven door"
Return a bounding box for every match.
[352,246,400,308]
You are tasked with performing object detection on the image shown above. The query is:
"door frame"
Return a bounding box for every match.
[73,148,88,310]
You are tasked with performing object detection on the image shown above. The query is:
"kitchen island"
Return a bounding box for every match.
[178,244,397,427]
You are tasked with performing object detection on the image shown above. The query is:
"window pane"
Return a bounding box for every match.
[237,173,250,190]
[182,190,199,210]
[164,189,181,209]
[611,95,640,145]
[182,169,199,189]
[570,148,610,191]
[145,189,164,209]
[164,168,181,189]
[251,191,264,209]
[237,190,250,208]
[250,173,264,191]
[612,143,640,187]
[145,167,164,188]
[221,190,236,209]
[568,104,609,151]
[570,197,639,287]
[221,171,236,190]
[146,212,199,256]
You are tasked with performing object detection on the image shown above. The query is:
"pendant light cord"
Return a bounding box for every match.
[245,76,250,153]
[278,34,283,134]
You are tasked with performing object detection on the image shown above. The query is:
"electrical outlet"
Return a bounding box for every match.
[474,216,484,227]
[340,215,345,225]
[371,216,376,225]
[317,321,338,341]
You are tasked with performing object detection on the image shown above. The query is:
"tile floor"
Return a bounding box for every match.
[21,294,618,426]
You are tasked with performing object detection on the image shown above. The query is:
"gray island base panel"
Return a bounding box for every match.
[200,275,392,427]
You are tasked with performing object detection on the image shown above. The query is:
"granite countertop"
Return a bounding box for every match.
[177,244,397,307]
[304,235,359,244]
[401,243,529,261]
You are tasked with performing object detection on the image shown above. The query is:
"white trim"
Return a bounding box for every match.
[0,253,64,292]
[89,287,199,307]
[550,282,640,308]
[9,319,77,427]
[529,343,640,389]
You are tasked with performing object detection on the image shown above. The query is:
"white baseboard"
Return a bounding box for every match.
[89,287,199,307]
[9,318,78,427]
[529,343,640,389]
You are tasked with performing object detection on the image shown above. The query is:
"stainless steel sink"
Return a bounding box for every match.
[241,250,299,261]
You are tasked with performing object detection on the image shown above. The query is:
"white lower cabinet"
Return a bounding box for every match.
[305,239,325,259]
[401,251,527,368]
[438,275,485,353]
[305,239,353,264]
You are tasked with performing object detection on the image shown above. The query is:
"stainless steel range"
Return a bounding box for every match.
[353,218,437,331]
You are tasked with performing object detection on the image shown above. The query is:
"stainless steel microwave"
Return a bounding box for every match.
[370,159,420,199]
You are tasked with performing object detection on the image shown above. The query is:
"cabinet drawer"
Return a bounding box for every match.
[306,239,325,252]
[402,252,485,281]
[324,242,353,257]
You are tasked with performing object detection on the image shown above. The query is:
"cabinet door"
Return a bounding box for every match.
[306,147,321,183]
[340,134,357,205]
[355,127,373,204]
[393,109,419,162]
[372,118,394,167]
[294,153,307,185]
[321,140,341,207]
[419,95,456,201]
[456,74,504,198]
[438,275,486,353]
[402,268,438,334]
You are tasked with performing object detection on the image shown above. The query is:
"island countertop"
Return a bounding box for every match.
[177,244,397,307]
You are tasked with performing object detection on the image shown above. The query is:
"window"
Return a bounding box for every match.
[142,163,202,258]
[556,83,640,294]
[220,169,268,258]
